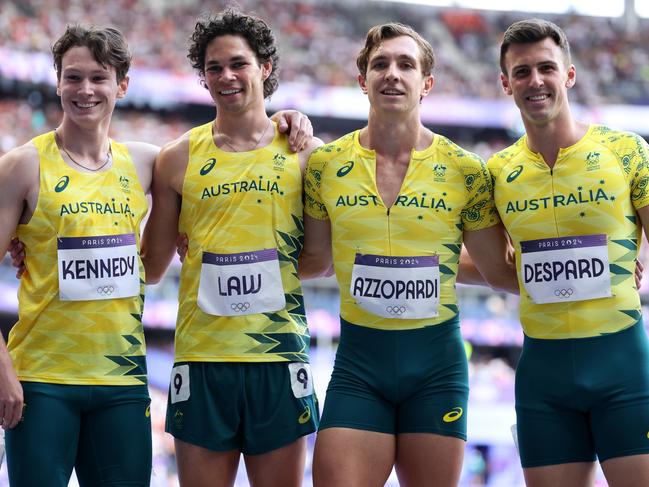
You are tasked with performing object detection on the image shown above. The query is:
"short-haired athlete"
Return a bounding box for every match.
[299,22,517,487]
[489,18,649,487]
[0,25,158,486]
[140,9,321,487]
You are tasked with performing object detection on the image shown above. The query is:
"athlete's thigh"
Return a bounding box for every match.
[397,320,468,439]
[166,362,242,452]
[174,438,240,487]
[244,436,306,487]
[601,454,649,487]
[395,433,465,487]
[313,427,395,487]
[515,338,596,467]
[242,362,318,455]
[590,322,649,462]
[5,382,80,487]
[523,462,596,487]
[319,320,396,434]
[75,385,151,487]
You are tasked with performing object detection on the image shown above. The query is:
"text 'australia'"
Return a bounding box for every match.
[201,179,280,200]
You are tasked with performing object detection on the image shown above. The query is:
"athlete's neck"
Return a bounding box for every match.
[364,111,432,157]
[56,118,111,162]
[524,111,588,168]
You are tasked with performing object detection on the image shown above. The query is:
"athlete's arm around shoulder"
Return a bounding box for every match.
[123,141,160,194]
[0,142,39,429]
[140,132,189,284]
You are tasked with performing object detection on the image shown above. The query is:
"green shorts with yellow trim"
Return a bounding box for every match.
[319,317,468,439]
[516,320,649,468]
[5,382,151,487]
[165,361,319,455]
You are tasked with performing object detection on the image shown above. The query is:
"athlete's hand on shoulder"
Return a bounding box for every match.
[8,237,26,278]
[273,110,313,152]
[0,363,23,429]
[636,259,644,289]
[176,233,188,262]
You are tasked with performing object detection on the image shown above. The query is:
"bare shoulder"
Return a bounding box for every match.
[153,131,192,194]
[0,141,39,184]
[124,141,160,167]
[122,141,160,194]
[158,131,191,170]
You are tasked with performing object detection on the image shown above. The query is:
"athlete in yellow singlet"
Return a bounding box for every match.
[300,22,517,487]
[0,25,158,486]
[141,9,321,487]
[492,19,649,487]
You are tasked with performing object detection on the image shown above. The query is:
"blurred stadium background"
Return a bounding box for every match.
[1,0,649,485]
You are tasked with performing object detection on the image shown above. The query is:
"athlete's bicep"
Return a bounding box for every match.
[0,150,36,253]
[140,148,182,284]
[299,214,333,279]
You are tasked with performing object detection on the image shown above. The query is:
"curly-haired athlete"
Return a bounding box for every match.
[141,9,321,487]
[300,22,517,487]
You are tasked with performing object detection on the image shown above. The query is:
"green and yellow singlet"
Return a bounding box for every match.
[489,125,649,339]
[175,122,309,363]
[11,131,148,385]
[304,130,499,330]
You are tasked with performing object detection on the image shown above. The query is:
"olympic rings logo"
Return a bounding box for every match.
[386,305,406,315]
[97,285,115,295]
[230,302,251,312]
[554,288,574,298]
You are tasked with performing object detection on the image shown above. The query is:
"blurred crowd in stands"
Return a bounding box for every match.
[2,0,649,105]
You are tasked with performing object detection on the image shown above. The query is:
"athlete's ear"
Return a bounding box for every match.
[565,64,576,88]
[261,60,272,81]
[501,73,513,96]
[421,74,434,98]
[116,75,129,99]
[358,74,368,95]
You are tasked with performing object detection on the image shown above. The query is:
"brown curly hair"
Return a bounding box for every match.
[188,8,279,98]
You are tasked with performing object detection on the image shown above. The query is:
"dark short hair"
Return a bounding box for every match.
[52,24,131,82]
[356,22,435,78]
[500,19,571,75]
[188,8,279,98]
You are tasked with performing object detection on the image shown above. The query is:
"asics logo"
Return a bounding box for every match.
[298,406,311,424]
[336,161,354,177]
[442,407,463,423]
[200,158,216,175]
[506,165,523,183]
[55,175,70,192]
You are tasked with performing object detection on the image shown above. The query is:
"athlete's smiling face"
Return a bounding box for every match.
[501,37,575,127]
[203,34,271,114]
[358,35,434,115]
[57,45,128,127]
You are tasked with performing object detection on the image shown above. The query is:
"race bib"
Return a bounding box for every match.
[350,253,440,319]
[197,248,286,316]
[57,233,139,301]
[520,234,611,304]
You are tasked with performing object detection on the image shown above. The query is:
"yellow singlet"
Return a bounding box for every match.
[175,122,309,363]
[11,131,148,385]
